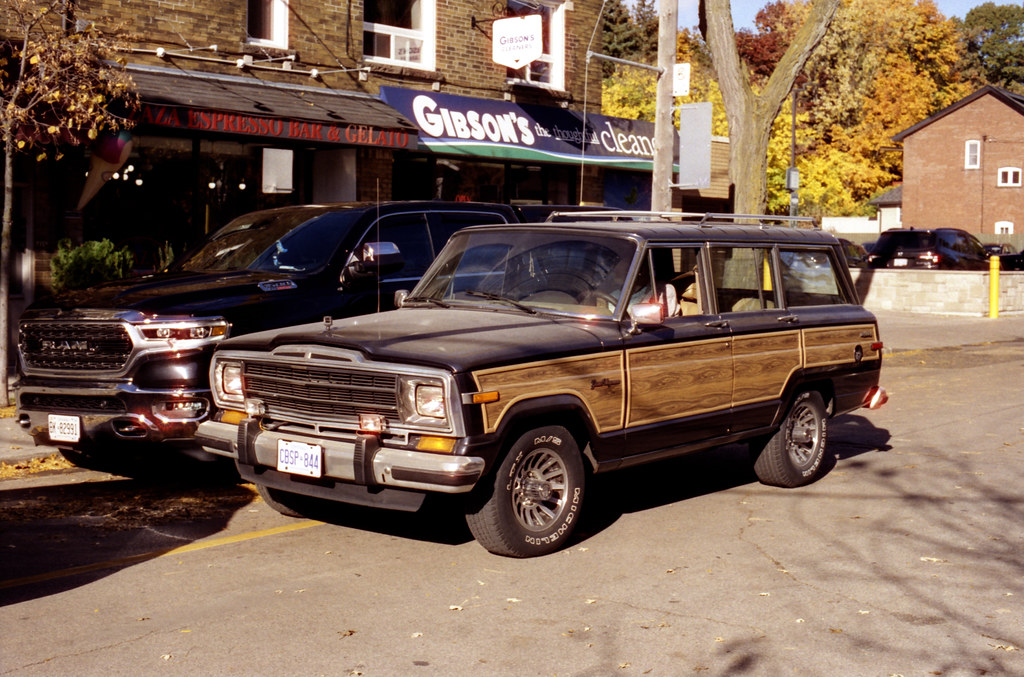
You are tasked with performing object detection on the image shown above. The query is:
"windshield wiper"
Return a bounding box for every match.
[402,295,451,308]
[464,290,538,314]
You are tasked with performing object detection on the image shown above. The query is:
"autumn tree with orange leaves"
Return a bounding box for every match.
[0,0,136,405]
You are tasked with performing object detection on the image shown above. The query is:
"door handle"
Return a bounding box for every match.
[705,319,729,328]
[777,314,799,323]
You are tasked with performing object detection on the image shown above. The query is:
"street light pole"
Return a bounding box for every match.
[786,87,801,216]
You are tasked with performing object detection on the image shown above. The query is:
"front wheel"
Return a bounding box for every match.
[752,390,828,488]
[465,426,585,557]
[256,483,311,518]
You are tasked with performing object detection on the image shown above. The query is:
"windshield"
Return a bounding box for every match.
[173,207,359,273]
[409,230,638,317]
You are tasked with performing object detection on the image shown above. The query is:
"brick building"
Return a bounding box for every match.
[6,0,724,321]
[893,86,1024,236]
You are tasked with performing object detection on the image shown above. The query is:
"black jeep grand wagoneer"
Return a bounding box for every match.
[197,213,888,557]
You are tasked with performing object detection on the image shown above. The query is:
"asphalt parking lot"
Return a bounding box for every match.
[1,310,1022,676]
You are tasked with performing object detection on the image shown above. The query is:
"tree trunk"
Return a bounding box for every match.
[702,0,841,215]
[1,128,13,407]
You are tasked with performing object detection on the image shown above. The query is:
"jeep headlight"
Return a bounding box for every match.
[399,377,449,427]
[213,360,244,407]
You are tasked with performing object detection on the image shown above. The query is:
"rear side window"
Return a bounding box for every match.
[369,214,434,280]
[710,246,777,312]
[428,211,514,261]
[873,231,935,255]
[778,249,847,306]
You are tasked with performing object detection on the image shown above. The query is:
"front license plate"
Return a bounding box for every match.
[48,414,81,443]
[277,439,323,478]
[893,258,908,267]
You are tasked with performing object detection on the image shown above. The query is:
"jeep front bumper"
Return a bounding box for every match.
[196,419,485,496]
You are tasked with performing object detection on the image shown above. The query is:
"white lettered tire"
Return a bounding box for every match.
[465,426,585,557]
[752,390,828,488]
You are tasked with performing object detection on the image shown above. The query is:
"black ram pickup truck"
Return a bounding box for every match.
[196,213,888,557]
[16,201,521,470]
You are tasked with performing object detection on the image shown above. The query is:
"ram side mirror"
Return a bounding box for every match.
[341,242,404,284]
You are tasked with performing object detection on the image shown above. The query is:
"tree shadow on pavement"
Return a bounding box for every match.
[0,458,254,607]
[576,413,892,546]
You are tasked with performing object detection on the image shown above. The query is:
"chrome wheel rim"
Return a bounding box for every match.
[786,402,821,469]
[511,447,568,531]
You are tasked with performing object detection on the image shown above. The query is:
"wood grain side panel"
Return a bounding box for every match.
[804,324,880,367]
[732,331,803,406]
[472,354,625,434]
[626,339,732,427]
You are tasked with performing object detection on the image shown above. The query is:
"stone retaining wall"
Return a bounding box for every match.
[851,268,1024,316]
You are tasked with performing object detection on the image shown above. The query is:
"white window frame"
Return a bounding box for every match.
[506,0,566,91]
[247,0,289,49]
[997,166,1022,187]
[964,139,980,169]
[363,1,436,71]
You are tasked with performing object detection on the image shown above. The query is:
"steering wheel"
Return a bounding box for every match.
[583,290,619,314]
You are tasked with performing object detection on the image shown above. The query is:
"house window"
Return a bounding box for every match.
[506,0,565,90]
[247,0,288,47]
[964,139,980,169]
[997,167,1022,187]
[364,0,436,70]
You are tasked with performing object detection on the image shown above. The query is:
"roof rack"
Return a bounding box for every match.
[544,210,819,229]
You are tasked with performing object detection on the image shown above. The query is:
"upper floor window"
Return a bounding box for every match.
[364,0,436,70]
[997,167,1022,187]
[964,139,980,169]
[247,0,289,48]
[506,0,565,90]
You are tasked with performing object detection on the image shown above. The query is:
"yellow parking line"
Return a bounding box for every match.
[0,520,322,590]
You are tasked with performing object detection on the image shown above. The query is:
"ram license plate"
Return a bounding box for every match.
[277,439,323,478]
[48,414,81,443]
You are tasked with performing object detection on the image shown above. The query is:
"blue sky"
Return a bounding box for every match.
[676,0,992,30]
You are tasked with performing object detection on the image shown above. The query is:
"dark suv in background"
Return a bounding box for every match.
[867,228,990,270]
[16,201,521,471]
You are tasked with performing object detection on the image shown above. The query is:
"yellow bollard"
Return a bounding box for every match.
[989,255,1000,318]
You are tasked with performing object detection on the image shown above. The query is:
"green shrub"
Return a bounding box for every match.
[50,238,134,293]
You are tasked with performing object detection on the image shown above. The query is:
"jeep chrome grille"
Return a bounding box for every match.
[20,322,133,371]
[243,361,400,423]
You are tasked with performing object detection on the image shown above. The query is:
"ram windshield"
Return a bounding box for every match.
[408,230,638,317]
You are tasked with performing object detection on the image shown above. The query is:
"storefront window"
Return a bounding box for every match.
[364,0,436,70]
[506,0,565,90]
[83,137,298,270]
[391,153,577,204]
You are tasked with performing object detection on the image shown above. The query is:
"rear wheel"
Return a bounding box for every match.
[465,426,585,557]
[752,391,828,488]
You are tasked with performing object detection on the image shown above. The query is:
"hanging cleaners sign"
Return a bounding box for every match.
[492,15,543,68]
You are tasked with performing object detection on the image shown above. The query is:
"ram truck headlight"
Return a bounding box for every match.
[139,318,228,343]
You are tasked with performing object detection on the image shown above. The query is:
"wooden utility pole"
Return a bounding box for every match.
[651,0,677,212]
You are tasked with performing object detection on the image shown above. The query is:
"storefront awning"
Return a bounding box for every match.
[380,86,677,171]
[128,64,416,149]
